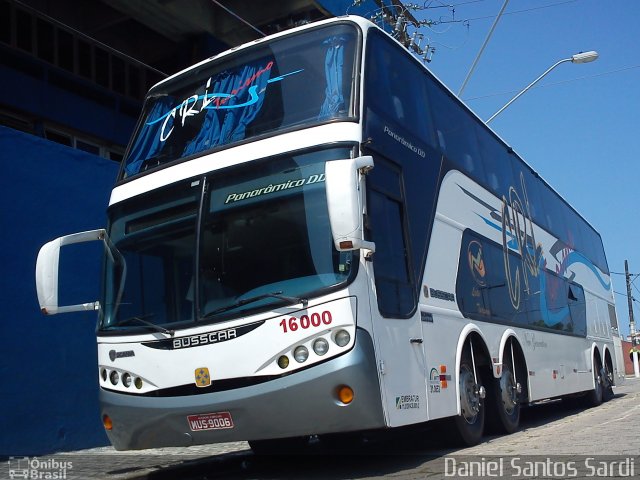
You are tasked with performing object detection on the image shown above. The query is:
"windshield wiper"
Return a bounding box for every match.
[110,315,175,337]
[206,291,308,317]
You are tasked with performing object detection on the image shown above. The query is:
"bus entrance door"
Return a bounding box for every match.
[365,152,429,427]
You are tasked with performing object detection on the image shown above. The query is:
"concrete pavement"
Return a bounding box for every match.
[4,377,639,479]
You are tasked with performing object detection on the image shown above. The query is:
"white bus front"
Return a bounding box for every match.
[37,18,390,451]
[98,146,388,450]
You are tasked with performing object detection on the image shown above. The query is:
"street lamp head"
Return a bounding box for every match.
[571,50,599,64]
[486,49,600,124]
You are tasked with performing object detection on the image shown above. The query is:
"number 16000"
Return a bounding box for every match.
[279,311,332,333]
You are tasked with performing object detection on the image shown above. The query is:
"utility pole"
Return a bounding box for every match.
[625,260,639,377]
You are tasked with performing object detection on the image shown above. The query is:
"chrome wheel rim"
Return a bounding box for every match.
[459,364,480,424]
[500,366,517,415]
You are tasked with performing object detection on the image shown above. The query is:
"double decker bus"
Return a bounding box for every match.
[35,15,625,450]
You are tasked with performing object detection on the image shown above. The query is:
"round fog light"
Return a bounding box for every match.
[103,415,113,431]
[294,346,309,363]
[109,370,119,385]
[122,373,132,388]
[338,385,354,404]
[101,368,107,382]
[277,355,290,369]
[134,377,143,389]
[313,338,329,356]
[334,329,351,347]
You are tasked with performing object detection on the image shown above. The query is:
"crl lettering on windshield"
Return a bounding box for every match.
[146,65,303,144]
[122,24,357,178]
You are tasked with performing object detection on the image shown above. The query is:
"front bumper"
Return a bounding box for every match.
[101,329,385,450]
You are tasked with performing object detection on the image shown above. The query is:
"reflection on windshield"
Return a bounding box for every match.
[101,148,355,331]
[101,183,199,330]
[199,152,354,317]
[121,23,358,179]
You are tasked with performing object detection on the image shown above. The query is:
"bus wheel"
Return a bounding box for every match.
[584,358,603,407]
[602,359,614,402]
[491,361,521,434]
[452,354,485,446]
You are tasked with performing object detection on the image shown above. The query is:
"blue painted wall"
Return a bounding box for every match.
[0,126,118,456]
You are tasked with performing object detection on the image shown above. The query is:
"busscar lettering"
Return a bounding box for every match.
[173,328,237,349]
[429,288,455,302]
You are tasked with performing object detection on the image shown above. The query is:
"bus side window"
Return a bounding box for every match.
[391,96,404,121]
[475,124,515,199]
[539,185,565,236]
[519,166,544,227]
[568,284,587,336]
[366,158,415,318]
[427,82,483,178]
[365,31,437,148]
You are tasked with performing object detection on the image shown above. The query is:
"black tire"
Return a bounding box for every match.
[583,358,603,408]
[451,353,485,446]
[489,361,521,434]
[602,359,615,402]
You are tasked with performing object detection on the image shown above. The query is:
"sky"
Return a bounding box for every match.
[377,0,640,339]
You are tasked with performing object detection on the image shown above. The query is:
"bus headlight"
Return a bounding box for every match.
[122,373,132,388]
[294,346,309,363]
[109,370,119,385]
[278,355,290,369]
[313,338,329,356]
[334,329,351,347]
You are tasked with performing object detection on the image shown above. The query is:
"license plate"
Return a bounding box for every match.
[187,411,234,431]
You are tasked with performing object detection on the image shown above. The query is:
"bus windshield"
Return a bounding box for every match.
[101,148,355,332]
[121,23,359,179]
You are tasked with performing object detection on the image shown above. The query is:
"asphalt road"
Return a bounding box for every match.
[9,377,640,480]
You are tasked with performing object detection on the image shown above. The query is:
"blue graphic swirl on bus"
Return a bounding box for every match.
[146,68,304,143]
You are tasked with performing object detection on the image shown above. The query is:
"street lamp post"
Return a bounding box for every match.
[485,50,599,124]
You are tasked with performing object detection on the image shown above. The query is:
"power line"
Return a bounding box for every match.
[458,0,510,96]
[431,0,581,24]
[209,0,266,38]
[14,0,168,77]
[464,64,640,101]
[425,0,490,8]
[615,291,640,305]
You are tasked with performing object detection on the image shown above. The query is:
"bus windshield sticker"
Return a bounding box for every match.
[145,66,304,145]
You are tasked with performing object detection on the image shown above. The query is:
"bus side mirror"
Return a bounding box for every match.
[325,155,376,254]
[35,229,107,315]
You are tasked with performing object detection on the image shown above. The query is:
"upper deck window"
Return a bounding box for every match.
[121,23,359,179]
